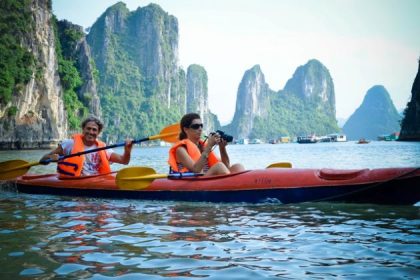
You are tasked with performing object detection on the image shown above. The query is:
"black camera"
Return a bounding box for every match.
[215,130,233,143]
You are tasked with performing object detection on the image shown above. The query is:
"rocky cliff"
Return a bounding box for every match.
[186,65,208,117]
[0,0,67,149]
[225,65,272,139]
[56,20,101,118]
[0,1,220,148]
[76,38,101,117]
[284,59,336,117]
[186,65,219,133]
[399,59,420,141]
[225,60,339,140]
[87,2,187,141]
[343,85,401,140]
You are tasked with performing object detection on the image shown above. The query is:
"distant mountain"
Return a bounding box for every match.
[336,117,347,128]
[86,3,219,142]
[186,64,220,133]
[283,59,336,117]
[86,3,185,141]
[342,85,401,140]
[224,59,339,139]
[223,65,272,139]
[399,59,420,141]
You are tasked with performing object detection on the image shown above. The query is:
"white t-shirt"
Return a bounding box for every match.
[60,139,114,176]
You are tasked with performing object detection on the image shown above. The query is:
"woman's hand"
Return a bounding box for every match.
[218,137,230,168]
[207,132,221,148]
[219,138,228,150]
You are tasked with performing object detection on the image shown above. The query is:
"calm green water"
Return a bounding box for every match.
[0,141,419,279]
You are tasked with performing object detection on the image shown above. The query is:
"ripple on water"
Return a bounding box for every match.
[54,263,93,275]
[0,188,419,279]
[20,267,44,276]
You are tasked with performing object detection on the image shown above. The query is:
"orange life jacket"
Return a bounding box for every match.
[57,134,111,177]
[168,139,219,173]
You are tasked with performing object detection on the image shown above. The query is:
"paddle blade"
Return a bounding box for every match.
[0,160,38,180]
[149,123,180,143]
[116,166,167,190]
[266,162,292,168]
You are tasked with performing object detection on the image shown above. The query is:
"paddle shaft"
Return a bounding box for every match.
[58,137,148,159]
[116,166,203,190]
[121,172,201,181]
[41,132,177,164]
[39,138,144,164]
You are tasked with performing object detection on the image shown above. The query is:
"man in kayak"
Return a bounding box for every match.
[168,113,244,176]
[40,116,133,177]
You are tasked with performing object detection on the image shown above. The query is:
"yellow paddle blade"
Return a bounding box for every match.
[266,162,292,168]
[149,123,180,143]
[116,166,167,190]
[0,160,39,180]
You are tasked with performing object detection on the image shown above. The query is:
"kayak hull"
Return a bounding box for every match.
[13,167,420,205]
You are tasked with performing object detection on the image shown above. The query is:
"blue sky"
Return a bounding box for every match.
[53,0,420,124]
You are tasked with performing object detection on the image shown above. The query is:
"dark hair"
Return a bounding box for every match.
[81,116,104,132]
[179,113,201,140]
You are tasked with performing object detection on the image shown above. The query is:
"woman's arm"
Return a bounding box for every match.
[218,139,230,168]
[176,145,212,173]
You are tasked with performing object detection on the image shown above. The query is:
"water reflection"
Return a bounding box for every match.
[0,192,418,279]
[1,141,419,278]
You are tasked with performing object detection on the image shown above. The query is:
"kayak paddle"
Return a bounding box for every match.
[116,166,201,190]
[0,160,43,180]
[0,123,180,180]
[266,162,292,168]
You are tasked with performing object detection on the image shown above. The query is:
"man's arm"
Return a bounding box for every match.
[109,140,133,164]
[40,145,64,162]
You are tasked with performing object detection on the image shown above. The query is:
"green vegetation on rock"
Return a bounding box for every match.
[224,60,340,140]
[251,92,339,139]
[54,18,88,129]
[87,3,185,141]
[0,0,35,104]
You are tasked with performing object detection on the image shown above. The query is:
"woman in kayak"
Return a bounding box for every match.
[168,113,244,176]
[40,116,133,177]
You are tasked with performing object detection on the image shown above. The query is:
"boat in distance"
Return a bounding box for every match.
[297,135,319,144]
[12,167,420,205]
[357,138,370,144]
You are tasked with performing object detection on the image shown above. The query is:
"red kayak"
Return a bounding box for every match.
[13,167,420,205]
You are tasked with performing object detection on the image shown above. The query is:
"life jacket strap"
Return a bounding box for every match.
[58,161,79,171]
[57,166,76,176]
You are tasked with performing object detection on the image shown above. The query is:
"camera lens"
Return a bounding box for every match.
[216,130,233,142]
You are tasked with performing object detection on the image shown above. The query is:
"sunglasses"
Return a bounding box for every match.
[189,123,204,130]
